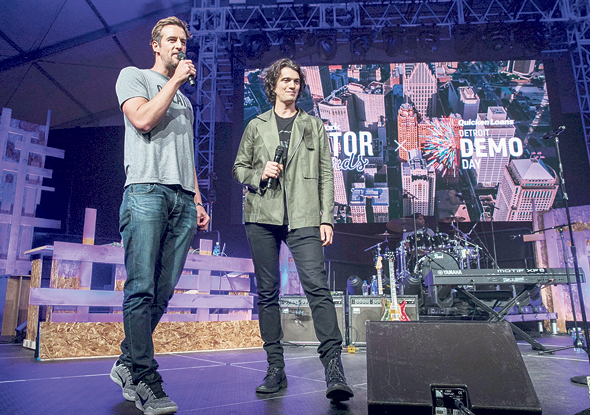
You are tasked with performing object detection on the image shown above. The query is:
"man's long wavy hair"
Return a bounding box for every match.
[263,58,307,105]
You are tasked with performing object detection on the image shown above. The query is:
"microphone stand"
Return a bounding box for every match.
[404,190,419,263]
[483,202,500,269]
[539,128,590,387]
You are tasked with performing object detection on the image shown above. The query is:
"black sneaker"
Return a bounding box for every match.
[134,374,178,415]
[255,366,287,393]
[325,351,354,402]
[110,360,137,401]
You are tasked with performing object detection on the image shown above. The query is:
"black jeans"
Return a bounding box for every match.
[245,224,342,368]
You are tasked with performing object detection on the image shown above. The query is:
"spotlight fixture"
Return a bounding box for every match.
[244,32,270,60]
[417,26,439,53]
[453,24,479,56]
[317,31,337,61]
[350,29,373,59]
[518,22,547,56]
[185,37,200,61]
[481,23,511,52]
[279,32,298,59]
[382,26,403,57]
[347,275,363,295]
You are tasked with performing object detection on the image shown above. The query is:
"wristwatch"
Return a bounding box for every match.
[195,202,204,208]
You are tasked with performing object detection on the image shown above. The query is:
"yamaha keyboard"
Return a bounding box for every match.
[424,268,585,286]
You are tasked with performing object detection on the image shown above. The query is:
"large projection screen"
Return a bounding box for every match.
[243,60,555,224]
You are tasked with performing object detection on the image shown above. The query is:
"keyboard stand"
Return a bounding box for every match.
[455,284,548,351]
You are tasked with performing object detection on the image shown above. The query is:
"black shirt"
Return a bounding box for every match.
[275,113,296,163]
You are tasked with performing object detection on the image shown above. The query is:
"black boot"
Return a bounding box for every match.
[256,366,287,393]
[325,350,354,402]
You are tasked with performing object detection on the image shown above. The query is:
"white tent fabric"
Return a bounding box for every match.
[0,0,192,129]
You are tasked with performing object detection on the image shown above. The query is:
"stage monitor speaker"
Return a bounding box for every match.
[279,295,345,345]
[366,321,541,415]
[348,295,419,346]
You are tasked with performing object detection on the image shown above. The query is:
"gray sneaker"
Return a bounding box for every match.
[135,376,178,415]
[110,360,137,401]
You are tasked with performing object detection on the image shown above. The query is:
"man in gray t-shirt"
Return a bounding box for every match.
[109,16,209,415]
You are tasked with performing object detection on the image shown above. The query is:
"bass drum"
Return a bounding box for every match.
[414,251,460,278]
[414,251,460,308]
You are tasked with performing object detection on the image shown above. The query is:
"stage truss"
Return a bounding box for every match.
[189,0,590,216]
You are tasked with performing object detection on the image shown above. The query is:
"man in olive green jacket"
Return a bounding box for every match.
[233,58,354,403]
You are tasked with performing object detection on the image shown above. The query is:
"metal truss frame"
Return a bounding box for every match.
[190,0,590,218]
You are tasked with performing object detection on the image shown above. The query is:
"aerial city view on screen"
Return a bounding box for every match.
[244,60,556,224]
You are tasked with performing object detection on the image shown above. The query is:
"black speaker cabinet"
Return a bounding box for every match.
[279,295,345,345]
[348,295,419,346]
[366,321,541,415]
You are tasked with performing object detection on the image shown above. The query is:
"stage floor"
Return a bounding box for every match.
[0,334,589,415]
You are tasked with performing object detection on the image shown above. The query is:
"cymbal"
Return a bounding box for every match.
[440,216,467,223]
[386,217,425,233]
[373,231,396,237]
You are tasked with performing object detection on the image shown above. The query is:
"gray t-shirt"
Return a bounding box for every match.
[116,67,195,193]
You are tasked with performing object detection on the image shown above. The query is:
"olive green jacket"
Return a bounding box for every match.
[232,108,334,229]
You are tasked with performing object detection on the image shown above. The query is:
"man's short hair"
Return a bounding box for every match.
[151,16,191,45]
[263,58,307,105]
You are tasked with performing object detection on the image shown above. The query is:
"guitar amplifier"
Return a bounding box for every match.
[348,295,419,346]
[279,295,345,345]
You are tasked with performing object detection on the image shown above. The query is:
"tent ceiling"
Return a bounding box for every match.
[0,0,192,129]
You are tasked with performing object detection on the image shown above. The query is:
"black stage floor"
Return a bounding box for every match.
[1,334,589,415]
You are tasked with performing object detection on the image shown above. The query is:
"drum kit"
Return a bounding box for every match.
[367,215,484,307]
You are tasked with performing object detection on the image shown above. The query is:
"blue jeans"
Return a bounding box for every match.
[245,224,342,368]
[118,183,197,382]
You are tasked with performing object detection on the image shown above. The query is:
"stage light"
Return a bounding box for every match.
[350,29,373,59]
[304,32,316,49]
[244,32,270,60]
[417,26,439,53]
[347,275,363,295]
[518,22,547,56]
[453,25,479,56]
[279,32,298,59]
[185,37,200,61]
[481,23,511,52]
[317,31,337,61]
[382,26,403,57]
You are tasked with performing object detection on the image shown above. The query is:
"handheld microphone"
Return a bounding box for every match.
[542,126,565,139]
[267,145,286,189]
[177,51,195,87]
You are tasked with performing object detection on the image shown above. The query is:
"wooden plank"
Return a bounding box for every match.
[29,288,254,309]
[18,216,61,228]
[37,313,248,323]
[50,241,254,273]
[52,241,124,264]
[24,245,54,256]
[523,233,545,242]
[184,254,254,272]
[176,274,250,291]
[29,143,65,158]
